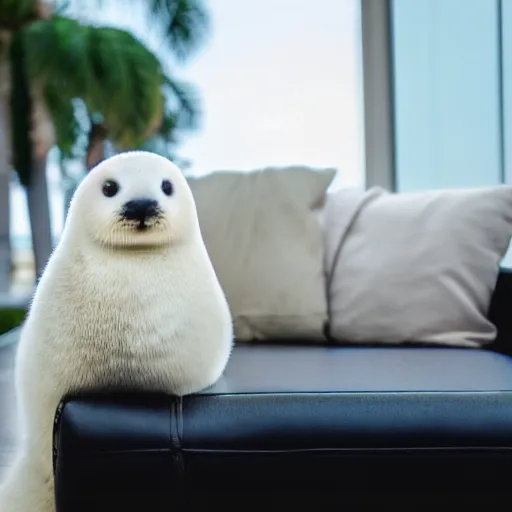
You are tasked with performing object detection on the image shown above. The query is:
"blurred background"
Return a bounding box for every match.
[1,0,363,304]
[2,0,512,333]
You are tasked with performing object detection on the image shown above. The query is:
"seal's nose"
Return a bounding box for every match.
[122,199,159,221]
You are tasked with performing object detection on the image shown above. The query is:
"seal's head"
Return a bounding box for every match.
[67,151,200,249]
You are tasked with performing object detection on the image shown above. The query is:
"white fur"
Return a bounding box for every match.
[0,151,233,512]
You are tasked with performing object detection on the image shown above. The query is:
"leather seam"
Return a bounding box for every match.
[170,399,181,452]
[61,445,512,456]
[180,446,512,454]
[193,390,512,397]
[170,398,185,505]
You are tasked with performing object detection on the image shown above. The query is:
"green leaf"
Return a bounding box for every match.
[163,75,200,130]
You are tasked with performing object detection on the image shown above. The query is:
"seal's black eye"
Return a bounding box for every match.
[161,179,173,196]
[102,180,119,198]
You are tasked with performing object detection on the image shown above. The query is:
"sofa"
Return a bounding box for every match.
[53,267,512,511]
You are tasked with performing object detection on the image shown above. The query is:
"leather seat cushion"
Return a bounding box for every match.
[54,345,512,511]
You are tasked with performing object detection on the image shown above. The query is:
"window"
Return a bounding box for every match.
[176,0,364,184]
[391,0,503,191]
[9,0,365,256]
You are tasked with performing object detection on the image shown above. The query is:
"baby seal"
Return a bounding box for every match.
[0,151,233,512]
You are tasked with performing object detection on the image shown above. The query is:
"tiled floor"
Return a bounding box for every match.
[0,337,18,480]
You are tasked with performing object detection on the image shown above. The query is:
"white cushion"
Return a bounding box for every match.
[188,166,336,341]
[324,185,512,347]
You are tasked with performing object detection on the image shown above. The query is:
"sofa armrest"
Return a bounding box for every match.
[489,268,512,354]
[53,393,177,512]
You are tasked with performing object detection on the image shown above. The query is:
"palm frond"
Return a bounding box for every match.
[85,25,165,147]
[21,16,98,160]
[137,108,192,169]
[139,76,201,166]
[42,84,81,158]
[22,17,92,98]
[149,0,209,60]
[22,17,167,150]
[163,75,200,130]
[159,110,180,137]
[59,0,210,61]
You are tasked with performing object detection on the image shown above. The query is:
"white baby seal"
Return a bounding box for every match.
[0,151,233,512]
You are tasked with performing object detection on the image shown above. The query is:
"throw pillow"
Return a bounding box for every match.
[323,185,512,347]
[188,166,336,342]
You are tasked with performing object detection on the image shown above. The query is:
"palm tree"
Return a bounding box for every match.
[0,0,208,285]
[0,0,46,294]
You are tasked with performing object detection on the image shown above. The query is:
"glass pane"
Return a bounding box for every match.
[391,0,503,191]
[500,0,512,267]
[176,0,364,184]
[502,0,512,183]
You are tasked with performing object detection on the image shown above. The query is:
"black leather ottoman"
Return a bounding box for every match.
[54,345,512,511]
